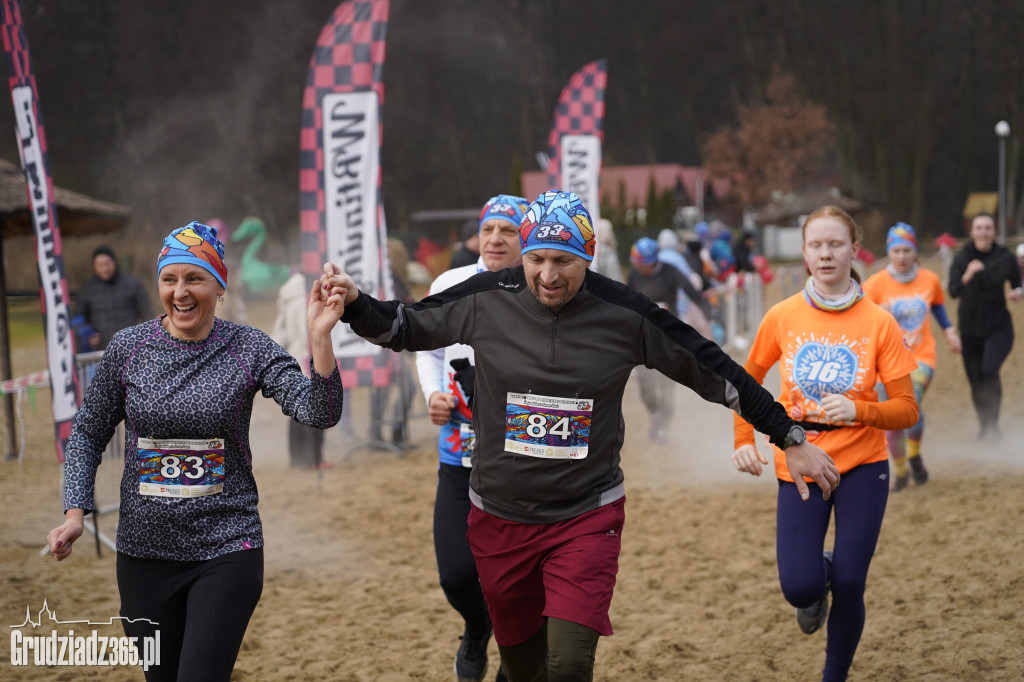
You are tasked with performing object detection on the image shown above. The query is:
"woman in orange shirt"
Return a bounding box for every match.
[732,206,919,682]
[863,223,961,490]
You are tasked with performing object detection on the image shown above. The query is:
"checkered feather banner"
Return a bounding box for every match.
[545,59,608,189]
[299,0,395,385]
[2,0,80,460]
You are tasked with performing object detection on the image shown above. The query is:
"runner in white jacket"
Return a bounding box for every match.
[415,194,529,682]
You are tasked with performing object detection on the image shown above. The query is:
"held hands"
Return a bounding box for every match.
[319,263,360,307]
[46,509,85,561]
[428,391,457,425]
[305,263,354,377]
[820,393,856,423]
[1007,287,1024,302]
[306,277,347,338]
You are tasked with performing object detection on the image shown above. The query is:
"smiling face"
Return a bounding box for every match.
[158,263,223,341]
[522,248,589,312]
[802,216,859,296]
[969,214,996,252]
[479,218,522,271]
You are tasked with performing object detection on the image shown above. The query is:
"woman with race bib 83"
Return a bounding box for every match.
[731,205,919,682]
[46,221,345,682]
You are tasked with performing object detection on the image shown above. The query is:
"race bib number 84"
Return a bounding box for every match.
[138,437,226,498]
[504,392,593,459]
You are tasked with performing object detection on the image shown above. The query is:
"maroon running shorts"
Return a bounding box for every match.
[467,497,625,646]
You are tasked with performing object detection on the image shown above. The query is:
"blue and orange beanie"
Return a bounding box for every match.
[886,222,917,252]
[157,221,228,289]
[519,190,596,261]
[630,237,659,265]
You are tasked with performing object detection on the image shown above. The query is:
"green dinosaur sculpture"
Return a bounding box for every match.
[231,217,292,294]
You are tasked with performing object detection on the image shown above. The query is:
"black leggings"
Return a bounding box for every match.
[961,326,1014,435]
[433,463,492,636]
[117,548,264,682]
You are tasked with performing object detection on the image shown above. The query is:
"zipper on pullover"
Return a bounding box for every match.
[548,313,559,365]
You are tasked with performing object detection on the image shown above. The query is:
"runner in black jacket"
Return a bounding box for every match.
[322,190,840,681]
[947,211,1023,439]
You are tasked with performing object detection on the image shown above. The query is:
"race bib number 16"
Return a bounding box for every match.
[504,392,593,459]
[138,437,226,498]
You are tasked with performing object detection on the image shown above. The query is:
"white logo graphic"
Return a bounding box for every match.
[9,600,160,671]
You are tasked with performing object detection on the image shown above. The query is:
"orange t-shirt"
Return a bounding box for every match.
[738,293,918,480]
[862,268,945,368]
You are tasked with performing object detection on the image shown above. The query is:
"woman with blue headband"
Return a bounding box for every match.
[47,221,346,681]
[864,222,961,489]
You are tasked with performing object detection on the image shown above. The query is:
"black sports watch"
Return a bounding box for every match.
[781,424,807,449]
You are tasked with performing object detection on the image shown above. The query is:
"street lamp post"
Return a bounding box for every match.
[995,120,1011,242]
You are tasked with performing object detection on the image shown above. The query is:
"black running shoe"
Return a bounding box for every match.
[796,550,833,634]
[909,456,929,485]
[455,626,490,682]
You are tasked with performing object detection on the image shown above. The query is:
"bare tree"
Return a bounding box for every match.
[703,68,833,208]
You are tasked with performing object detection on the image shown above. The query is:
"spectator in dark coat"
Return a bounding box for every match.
[449,219,482,269]
[74,245,154,350]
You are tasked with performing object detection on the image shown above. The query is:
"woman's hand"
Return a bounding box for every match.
[944,326,962,354]
[821,393,856,423]
[962,259,985,284]
[731,444,769,476]
[306,278,346,338]
[47,509,85,561]
[306,267,350,377]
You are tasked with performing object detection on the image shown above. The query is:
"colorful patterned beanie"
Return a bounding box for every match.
[479,194,530,231]
[157,221,228,289]
[886,222,917,251]
[519,190,596,261]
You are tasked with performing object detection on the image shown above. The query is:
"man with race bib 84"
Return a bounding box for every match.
[320,190,839,681]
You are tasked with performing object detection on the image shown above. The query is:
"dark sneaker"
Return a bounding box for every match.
[892,473,909,492]
[909,456,929,485]
[796,550,833,634]
[455,627,490,682]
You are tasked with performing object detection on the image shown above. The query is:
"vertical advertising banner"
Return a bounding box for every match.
[2,0,79,460]
[545,59,607,271]
[299,0,393,368]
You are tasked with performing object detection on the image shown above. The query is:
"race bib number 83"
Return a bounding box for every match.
[504,392,593,459]
[138,437,226,498]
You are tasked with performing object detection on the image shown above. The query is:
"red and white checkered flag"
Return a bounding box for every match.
[546,59,608,189]
[299,0,395,384]
[3,0,81,460]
